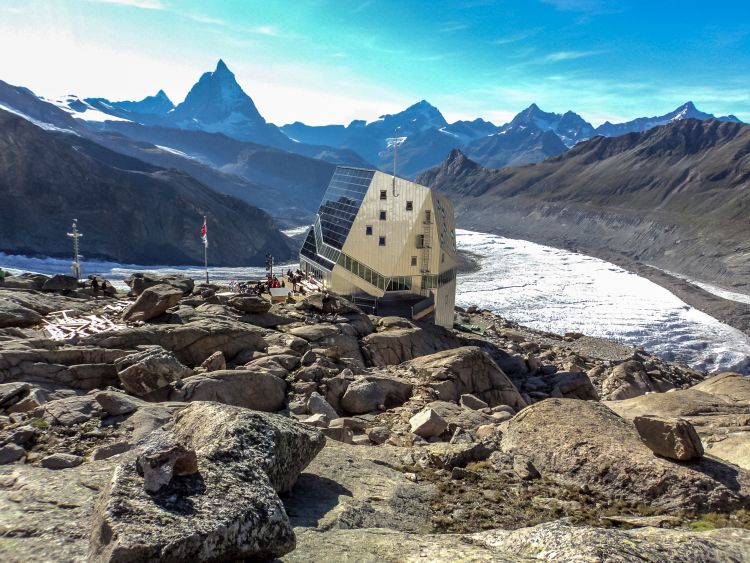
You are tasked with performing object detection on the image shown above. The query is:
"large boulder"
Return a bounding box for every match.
[124,273,194,297]
[289,324,365,367]
[424,400,494,430]
[407,347,527,410]
[228,295,272,314]
[174,370,287,412]
[549,371,599,400]
[633,415,704,461]
[307,392,339,420]
[501,398,746,512]
[340,375,413,415]
[691,371,750,405]
[84,318,269,367]
[0,272,48,290]
[89,402,325,562]
[600,360,675,400]
[0,382,30,408]
[360,325,462,367]
[41,274,79,292]
[115,347,193,397]
[607,372,750,470]
[122,284,184,323]
[43,395,99,426]
[0,299,42,328]
[409,408,448,438]
[295,292,361,315]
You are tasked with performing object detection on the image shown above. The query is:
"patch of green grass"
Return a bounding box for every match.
[29,418,48,429]
[687,510,750,532]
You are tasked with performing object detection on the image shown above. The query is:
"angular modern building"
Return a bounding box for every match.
[300,166,457,328]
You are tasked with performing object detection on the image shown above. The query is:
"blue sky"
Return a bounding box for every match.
[0,0,748,125]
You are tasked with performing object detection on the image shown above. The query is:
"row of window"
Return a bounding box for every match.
[336,253,417,292]
[337,253,389,291]
[421,268,457,289]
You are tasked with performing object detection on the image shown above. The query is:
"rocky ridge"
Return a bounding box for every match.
[0,271,749,561]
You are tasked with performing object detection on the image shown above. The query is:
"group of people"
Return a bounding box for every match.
[90,277,109,299]
[228,269,321,298]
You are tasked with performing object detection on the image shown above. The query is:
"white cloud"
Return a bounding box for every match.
[250,25,278,37]
[539,0,602,12]
[86,0,165,10]
[542,50,602,62]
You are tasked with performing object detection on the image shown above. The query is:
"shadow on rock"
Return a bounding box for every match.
[282,473,353,528]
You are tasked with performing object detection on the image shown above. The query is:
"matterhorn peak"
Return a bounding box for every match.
[170,58,266,134]
[215,59,230,74]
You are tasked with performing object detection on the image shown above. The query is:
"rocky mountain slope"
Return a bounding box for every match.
[418,119,750,294]
[0,79,357,224]
[0,275,749,561]
[0,109,294,265]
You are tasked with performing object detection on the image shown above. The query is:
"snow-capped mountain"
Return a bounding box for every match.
[595,101,741,137]
[440,118,499,145]
[463,124,569,168]
[502,103,594,147]
[170,59,267,136]
[87,89,174,118]
[45,94,131,123]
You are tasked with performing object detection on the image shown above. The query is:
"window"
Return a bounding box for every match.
[380,190,387,200]
[406,200,413,211]
[379,236,386,246]
[442,252,445,264]
[416,234,425,248]
[425,210,431,223]
[365,225,373,236]
[411,256,417,266]
[379,210,386,220]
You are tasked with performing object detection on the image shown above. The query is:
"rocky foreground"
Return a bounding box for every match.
[1,272,750,562]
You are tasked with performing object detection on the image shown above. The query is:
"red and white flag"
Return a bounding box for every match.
[201,217,208,248]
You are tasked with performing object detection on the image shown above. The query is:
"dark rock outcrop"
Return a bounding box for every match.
[89,402,325,562]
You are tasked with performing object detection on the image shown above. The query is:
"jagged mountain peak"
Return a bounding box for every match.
[377,99,448,131]
[171,59,266,130]
[416,148,482,187]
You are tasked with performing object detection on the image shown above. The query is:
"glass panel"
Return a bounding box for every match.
[317,167,375,250]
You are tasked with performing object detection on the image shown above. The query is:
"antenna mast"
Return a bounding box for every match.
[385,127,406,196]
[67,219,83,280]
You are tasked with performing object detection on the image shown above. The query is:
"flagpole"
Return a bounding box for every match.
[203,215,209,284]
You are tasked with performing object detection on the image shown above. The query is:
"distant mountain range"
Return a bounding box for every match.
[0,58,747,267]
[5,58,740,182]
[283,99,742,177]
[417,118,750,292]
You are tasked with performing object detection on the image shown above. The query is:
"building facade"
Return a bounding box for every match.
[300,166,457,328]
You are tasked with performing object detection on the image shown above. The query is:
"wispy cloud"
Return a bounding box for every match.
[351,0,374,14]
[539,0,602,11]
[542,50,603,62]
[87,0,165,10]
[250,25,279,37]
[492,30,539,45]
[439,22,469,34]
[186,13,227,26]
[184,13,283,38]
